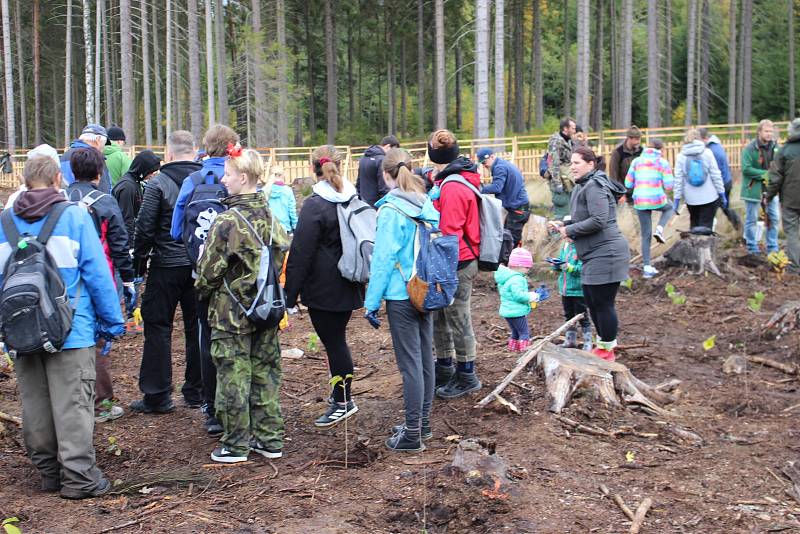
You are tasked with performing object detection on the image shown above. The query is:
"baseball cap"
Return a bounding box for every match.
[476,147,494,163]
[82,124,108,138]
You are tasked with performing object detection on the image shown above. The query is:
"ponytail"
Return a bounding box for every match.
[382,148,425,195]
[321,160,343,193]
[311,145,344,193]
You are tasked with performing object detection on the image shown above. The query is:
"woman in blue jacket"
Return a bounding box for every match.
[364,149,440,453]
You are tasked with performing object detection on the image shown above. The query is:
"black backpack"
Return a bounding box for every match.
[0,202,76,357]
[182,170,228,265]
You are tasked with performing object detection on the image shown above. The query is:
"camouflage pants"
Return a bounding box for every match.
[433,260,478,363]
[211,328,284,456]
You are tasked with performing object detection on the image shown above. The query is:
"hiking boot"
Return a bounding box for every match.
[436,370,482,399]
[211,446,249,463]
[591,339,617,362]
[41,476,61,493]
[314,400,358,427]
[129,398,175,414]
[205,414,223,436]
[642,265,658,279]
[653,225,666,244]
[95,405,124,423]
[60,478,110,500]
[392,423,433,441]
[250,439,283,459]
[435,363,455,388]
[385,427,425,452]
[560,329,578,348]
[581,326,593,352]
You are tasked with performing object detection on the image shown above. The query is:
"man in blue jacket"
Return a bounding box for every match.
[477,148,530,246]
[700,128,741,230]
[0,156,124,499]
[60,124,113,194]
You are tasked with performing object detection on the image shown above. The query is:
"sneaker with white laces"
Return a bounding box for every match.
[210,446,249,463]
[653,225,666,244]
[95,405,124,423]
[250,440,283,459]
[314,400,358,427]
[642,265,658,278]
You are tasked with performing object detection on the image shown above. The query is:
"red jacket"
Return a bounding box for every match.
[434,157,481,262]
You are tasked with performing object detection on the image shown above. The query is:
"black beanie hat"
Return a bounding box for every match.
[427,140,460,164]
[129,149,161,181]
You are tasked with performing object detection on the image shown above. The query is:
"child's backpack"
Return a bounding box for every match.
[539,153,551,178]
[684,155,708,187]
[336,195,377,283]
[0,202,76,357]
[223,208,286,329]
[382,205,459,312]
[182,170,228,265]
[440,175,505,271]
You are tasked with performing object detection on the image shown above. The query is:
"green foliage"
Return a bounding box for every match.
[747,291,765,313]
[106,436,122,456]
[620,278,633,290]
[665,282,686,305]
[2,517,21,534]
[307,333,320,353]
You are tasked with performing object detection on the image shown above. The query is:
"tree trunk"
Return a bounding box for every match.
[82,0,94,125]
[293,52,303,145]
[387,16,395,135]
[165,0,173,134]
[513,0,524,133]
[533,0,543,127]
[250,0,269,146]
[435,0,446,129]
[562,0,571,117]
[621,0,633,127]
[102,0,113,126]
[324,0,336,144]
[33,0,41,144]
[204,0,215,126]
[13,0,25,148]
[187,0,202,142]
[646,0,660,128]
[276,0,288,146]
[727,0,737,124]
[741,0,752,122]
[214,0,228,124]
[152,3,163,142]
[737,0,744,122]
[64,0,72,146]
[1,0,13,150]
[417,0,425,135]
[698,0,710,124]
[93,0,101,123]
[685,0,696,126]
[610,0,619,127]
[789,0,796,117]
[456,45,463,131]
[493,0,505,137]
[663,0,673,125]
[304,0,316,138]
[347,18,354,125]
[120,0,134,144]
[591,0,604,131]
[401,38,408,135]
[141,0,152,145]
[575,0,590,129]
[475,0,490,139]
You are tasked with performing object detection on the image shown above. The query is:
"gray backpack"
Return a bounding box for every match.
[441,175,506,271]
[336,195,376,283]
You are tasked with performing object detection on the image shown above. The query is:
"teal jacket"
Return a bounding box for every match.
[494,265,531,318]
[364,190,440,311]
[268,182,298,233]
[556,241,584,297]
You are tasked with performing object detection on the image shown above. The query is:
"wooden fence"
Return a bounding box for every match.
[0,121,790,188]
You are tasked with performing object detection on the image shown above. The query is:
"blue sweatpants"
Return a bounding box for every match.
[505,316,530,340]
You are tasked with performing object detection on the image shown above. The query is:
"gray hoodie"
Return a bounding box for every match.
[675,140,724,206]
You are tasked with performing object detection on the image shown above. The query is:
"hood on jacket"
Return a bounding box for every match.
[376,189,440,224]
[103,143,122,157]
[312,178,358,203]
[681,140,706,157]
[707,134,723,146]
[223,192,267,211]
[201,156,227,178]
[436,156,480,183]
[493,264,523,285]
[127,149,161,181]
[13,188,69,222]
[788,118,800,142]
[363,145,385,158]
[580,169,627,200]
[639,147,661,159]
[69,139,92,151]
[159,160,203,188]
[269,182,291,198]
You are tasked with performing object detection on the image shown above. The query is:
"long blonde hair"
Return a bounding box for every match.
[382,148,425,195]
[311,145,344,193]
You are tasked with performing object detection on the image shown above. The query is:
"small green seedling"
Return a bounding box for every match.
[703,335,716,351]
[664,283,676,297]
[664,282,685,305]
[107,436,122,456]
[307,333,320,353]
[747,291,765,313]
[2,517,21,534]
[620,278,633,290]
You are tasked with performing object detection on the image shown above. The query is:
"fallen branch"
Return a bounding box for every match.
[554,414,612,437]
[600,484,635,521]
[0,410,21,426]
[476,314,585,408]
[629,497,653,533]
[94,502,180,534]
[747,356,798,375]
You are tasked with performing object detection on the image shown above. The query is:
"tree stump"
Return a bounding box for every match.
[654,232,722,277]
[536,343,676,414]
[765,301,800,335]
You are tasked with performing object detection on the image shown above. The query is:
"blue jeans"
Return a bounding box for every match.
[744,198,779,254]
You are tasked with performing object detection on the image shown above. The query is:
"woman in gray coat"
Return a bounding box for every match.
[548,145,630,361]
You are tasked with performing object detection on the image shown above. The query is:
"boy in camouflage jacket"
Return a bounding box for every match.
[195,148,289,463]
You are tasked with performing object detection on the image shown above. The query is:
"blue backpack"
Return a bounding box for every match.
[685,155,708,187]
[383,205,459,312]
[539,153,550,178]
[182,170,228,265]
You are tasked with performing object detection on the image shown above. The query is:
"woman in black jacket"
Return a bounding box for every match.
[284,145,365,427]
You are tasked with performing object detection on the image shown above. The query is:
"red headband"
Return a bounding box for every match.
[318,157,332,165]
[226,143,243,158]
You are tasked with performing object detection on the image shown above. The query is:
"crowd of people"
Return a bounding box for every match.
[1,114,799,499]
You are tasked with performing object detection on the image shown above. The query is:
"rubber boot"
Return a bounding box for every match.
[517,339,531,352]
[581,326,593,352]
[507,338,518,352]
[560,329,578,348]
[591,339,617,362]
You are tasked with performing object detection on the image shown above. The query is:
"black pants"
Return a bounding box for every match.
[139,266,202,405]
[561,296,591,329]
[582,282,620,342]
[688,200,718,229]
[308,309,354,403]
[721,181,741,227]
[505,206,531,247]
[197,299,216,415]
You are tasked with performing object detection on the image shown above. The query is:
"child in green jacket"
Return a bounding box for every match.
[494,248,549,352]
[548,240,592,351]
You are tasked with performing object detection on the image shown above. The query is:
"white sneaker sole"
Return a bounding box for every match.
[251,448,283,459]
[314,405,359,427]
[210,453,249,463]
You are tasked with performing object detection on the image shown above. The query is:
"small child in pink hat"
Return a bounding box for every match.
[494,248,550,352]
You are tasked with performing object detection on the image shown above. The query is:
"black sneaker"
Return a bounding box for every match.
[129,398,176,414]
[41,476,61,493]
[385,428,425,452]
[250,439,283,459]
[60,478,110,500]
[314,400,358,427]
[210,446,248,463]
[436,371,482,399]
[392,424,433,441]
[205,414,223,436]
[183,397,203,409]
[435,363,455,388]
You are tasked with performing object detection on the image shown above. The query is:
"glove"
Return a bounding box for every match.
[123,282,137,315]
[719,191,728,209]
[365,309,381,329]
[96,322,125,343]
[533,284,551,303]
[565,263,576,273]
[673,199,681,214]
[99,340,113,356]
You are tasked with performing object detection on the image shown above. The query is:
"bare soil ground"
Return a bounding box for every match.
[1,186,800,533]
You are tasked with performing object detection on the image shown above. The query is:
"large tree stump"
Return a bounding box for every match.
[536,343,676,414]
[765,301,800,335]
[654,232,722,277]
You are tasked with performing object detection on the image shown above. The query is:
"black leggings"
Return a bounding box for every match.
[582,282,620,342]
[308,309,354,402]
[688,200,719,229]
[561,296,591,329]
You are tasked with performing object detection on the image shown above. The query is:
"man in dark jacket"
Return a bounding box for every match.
[700,128,741,230]
[767,118,800,272]
[608,125,643,197]
[477,148,530,246]
[355,135,400,206]
[61,124,113,193]
[112,149,161,250]
[131,131,203,416]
